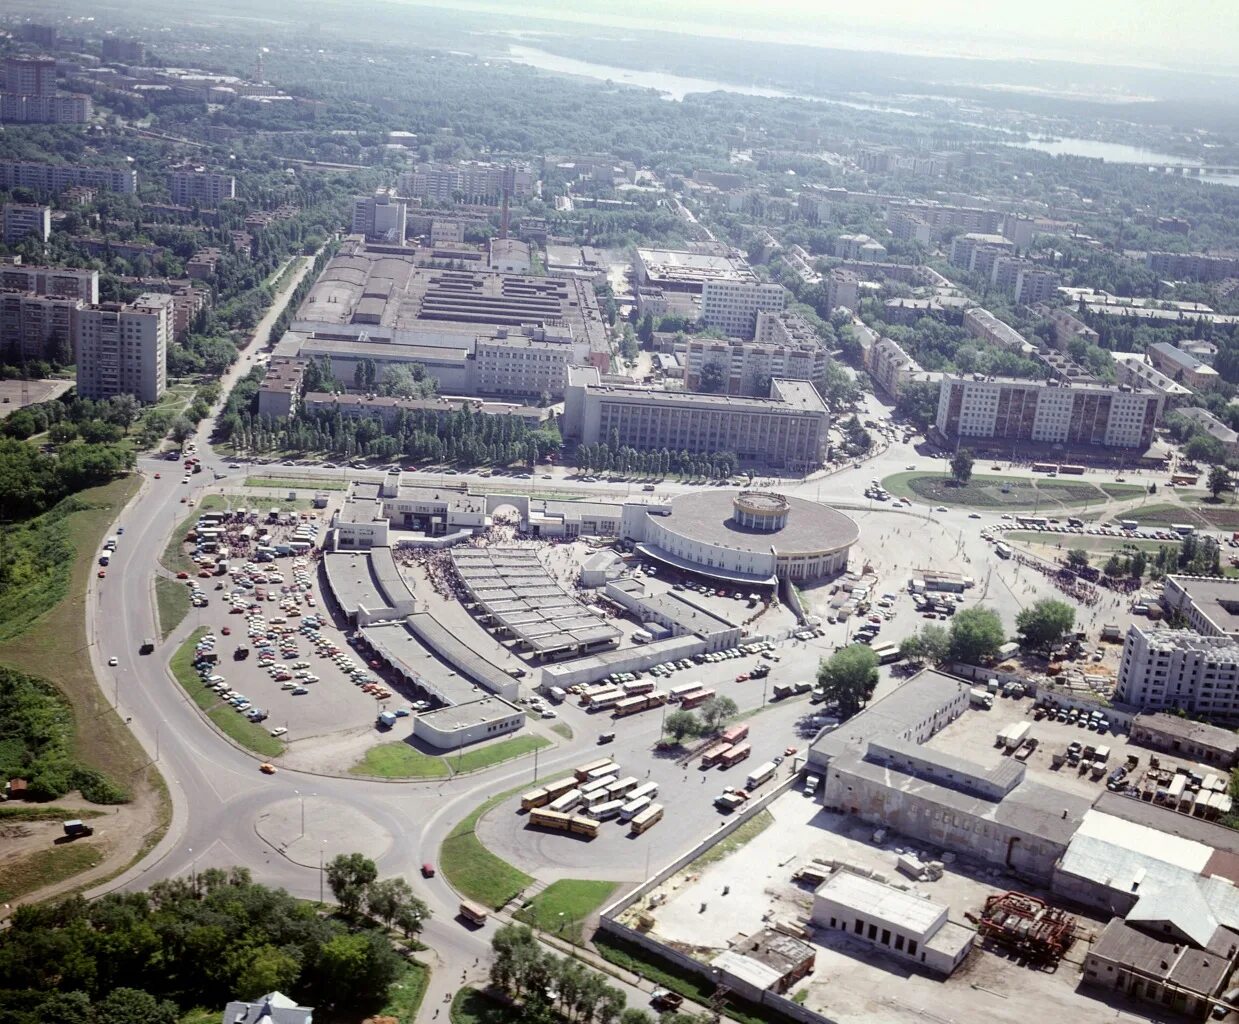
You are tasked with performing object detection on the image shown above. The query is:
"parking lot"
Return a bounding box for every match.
[631,790,1153,1024]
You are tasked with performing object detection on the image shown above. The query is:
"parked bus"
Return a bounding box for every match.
[581,687,625,710]
[718,742,751,768]
[745,760,779,791]
[669,682,704,702]
[584,764,619,785]
[720,723,750,746]
[1031,462,1056,473]
[521,787,551,811]
[459,900,489,926]
[619,795,652,822]
[548,789,582,813]
[593,799,625,821]
[530,808,572,831]
[680,688,715,710]
[544,776,577,801]
[578,790,611,811]
[871,643,901,665]
[1059,464,1086,475]
[613,691,668,718]
[630,803,665,836]
[605,775,639,799]
[621,679,656,696]
[1172,523,1197,536]
[1119,520,1139,531]
[1015,516,1048,528]
[573,758,616,782]
[1067,517,1084,528]
[627,781,659,804]
[580,776,617,798]
[569,815,600,838]
[699,742,732,768]
[994,542,1012,560]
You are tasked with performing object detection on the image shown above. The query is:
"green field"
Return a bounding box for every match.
[156,576,192,639]
[0,805,105,822]
[0,842,103,902]
[440,784,534,910]
[450,735,550,773]
[350,742,451,779]
[376,959,430,1024]
[513,879,618,944]
[1109,504,1215,529]
[168,628,284,757]
[881,472,1143,510]
[244,476,348,490]
[1003,531,1176,555]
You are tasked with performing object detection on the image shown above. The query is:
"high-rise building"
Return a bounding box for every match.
[0,290,82,362]
[168,167,235,207]
[823,269,860,312]
[351,189,407,244]
[1147,251,1239,283]
[76,294,170,403]
[401,161,535,204]
[700,279,786,339]
[0,160,135,194]
[1117,624,1239,720]
[949,232,1013,273]
[935,376,1162,450]
[4,56,55,96]
[1,203,51,244]
[100,37,144,63]
[0,263,98,303]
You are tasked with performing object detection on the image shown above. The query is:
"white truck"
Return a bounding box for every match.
[745,760,778,791]
[970,687,994,709]
[1002,721,1032,752]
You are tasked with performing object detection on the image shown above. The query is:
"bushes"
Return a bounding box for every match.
[0,667,127,804]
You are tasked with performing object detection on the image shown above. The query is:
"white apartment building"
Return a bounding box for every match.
[684,336,826,395]
[0,160,136,194]
[2,203,50,244]
[833,233,887,261]
[949,233,1013,273]
[1117,625,1239,720]
[351,189,407,244]
[700,279,786,339]
[824,269,860,312]
[887,209,933,247]
[473,336,571,399]
[0,263,98,303]
[402,161,534,204]
[936,376,1161,449]
[76,293,171,403]
[169,168,235,207]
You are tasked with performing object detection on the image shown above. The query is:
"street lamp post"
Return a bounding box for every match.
[295,790,304,839]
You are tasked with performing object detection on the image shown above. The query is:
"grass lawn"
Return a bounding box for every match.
[594,933,772,1024]
[881,471,1117,510]
[0,842,104,902]
[169,628,284,757]
[550,722,573,741]
[513,879,618,943]
[161,494,227,575]
[244,476,348,490]
[449,735,550,774]
[440,783,534,910]
[1102,483,1155,499]
[1003,531,1175,554]
[450,988,509,1024]
[156,576,192,639]
[0,805,105,822]
[350,742,451,779]
[1111,503,1213,529]
[177,1011,220,1024]
[375,959,430,1024]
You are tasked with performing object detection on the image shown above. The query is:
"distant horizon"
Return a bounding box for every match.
[399,0,1239,78]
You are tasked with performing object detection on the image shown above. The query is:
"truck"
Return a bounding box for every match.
[1000,722,1032,752]
[62,819,94,839]
[745,760,778,791]
[970,687,994,709]
[772,682,795,700]
[714,789,748,812]
[139,638,155,655]
[804,773,821,795]
[377,710,397,729]
[547,686,566,703]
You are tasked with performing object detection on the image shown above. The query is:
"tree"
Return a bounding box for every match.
[92,988,178,1024]
[1103,553,1124,577]
[325,852,378,917]
[365,876,428,936]
[918,624,951,664]
[948,607,1005,664]
[663,709,699,742]
[1210,464,1231,499]
[899,633,926,663]
[170,415,195,443]
[1016,599,1076,651]
[231,943,300,1001]
[699,695,738,730]
[949,448,974,485]
[816,644,879,719]
[698,361,726,393]
[1130,550,1148,579]
[313,931,402,1011]
[1066,548,1089,569]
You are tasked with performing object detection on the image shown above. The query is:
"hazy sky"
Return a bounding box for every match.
[417,0,1239,72]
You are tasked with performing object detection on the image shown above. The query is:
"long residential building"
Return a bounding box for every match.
[168,167,235,207]
[0,263,98,304]
[0,160,136,194]
[1175,406,1239,460]
[1147,251,1239,282]
[1111,353,1193,407]
[76,294,171,403]
[936,376,1162,449]
[400,161,535,204]
[1148,341,1219,391]
[564,367,828,469]
[683,334,826,395]
[866,336,939,398]
[962,307,1036,355]
[1116,624,1239,721]
[0,92,91,124]
[700,279,786,339]
[0,290,82,362]
[1162,575,1239,640]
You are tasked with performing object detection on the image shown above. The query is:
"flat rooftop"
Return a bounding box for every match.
[418,695,521,730]
[816,870,944,935]
[659,490,858,558]
[585,378,827,413]
[636,248,753,286]
[1166,576,1239,635]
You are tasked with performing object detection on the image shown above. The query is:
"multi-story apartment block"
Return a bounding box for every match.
[1117,625,1239,720]
[75,293,170,403]
[0,160,135,194]
[684,335,826,395]
[564,367,828,469]
[887,209,933,247]
[700,279,787,339]
[256,356,306,418]
[1175,406,1239,459]
[1161,576,1239,640]
[2,203,51,244]
[961,307,1035,355]
[1147,251,1239,283]
[351,188,407,244]
[1013,266,1060,306]
[4,57,55,96]
[833,233,887,261]
[101,37,145,63]
[1148,341,1220,390]
[936,376,1162,449]
[949,233,1014,273]
[1041,307,1099,349]
[823,268,860,312]
[168,167,235,208]
[866,336,937,398]
[401,161,535,204]
[904,203,1004,236]
[0,92,90,124]
[473,335,571,399]
[1111,353,1193,408]
[0,263,98,303]
[0,290,82,362]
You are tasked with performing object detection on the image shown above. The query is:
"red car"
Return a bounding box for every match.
[221,626,231,635]
[154,472,161,479]
[421,862,435,878]
[97,569,106,578]
[177,571,189,579]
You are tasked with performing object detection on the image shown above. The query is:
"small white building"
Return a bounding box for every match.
[414,696,525,749]
[812,871,975,975]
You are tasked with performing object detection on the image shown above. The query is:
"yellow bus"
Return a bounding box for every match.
[574,758,616,782]
[520,787,550,811]
[629,803,665,835]
[459,900,489,925]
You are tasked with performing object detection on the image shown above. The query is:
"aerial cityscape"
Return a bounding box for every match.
[4,2,1239,1023]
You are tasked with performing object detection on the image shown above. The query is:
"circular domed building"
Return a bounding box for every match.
[635,489,859,585]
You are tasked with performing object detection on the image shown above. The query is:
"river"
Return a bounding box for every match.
[1010,137,1239,186]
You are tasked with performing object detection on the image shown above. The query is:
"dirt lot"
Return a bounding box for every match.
[0,378,73,418]
[634,792,1158,1024]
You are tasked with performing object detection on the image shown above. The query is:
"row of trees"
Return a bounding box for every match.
[323,851,429,936]
[572,440,740,482]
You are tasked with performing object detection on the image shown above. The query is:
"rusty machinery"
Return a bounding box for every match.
[978,891,1077,962]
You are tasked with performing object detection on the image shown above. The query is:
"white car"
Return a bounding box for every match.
[935,506,948,512]
[108,656,119,666]
[270,726,288,737]
[540,709,558,719]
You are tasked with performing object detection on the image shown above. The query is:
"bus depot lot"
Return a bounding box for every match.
[630,791,1138,1024]
[475,696,820,881]
[921,696,1218,802]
